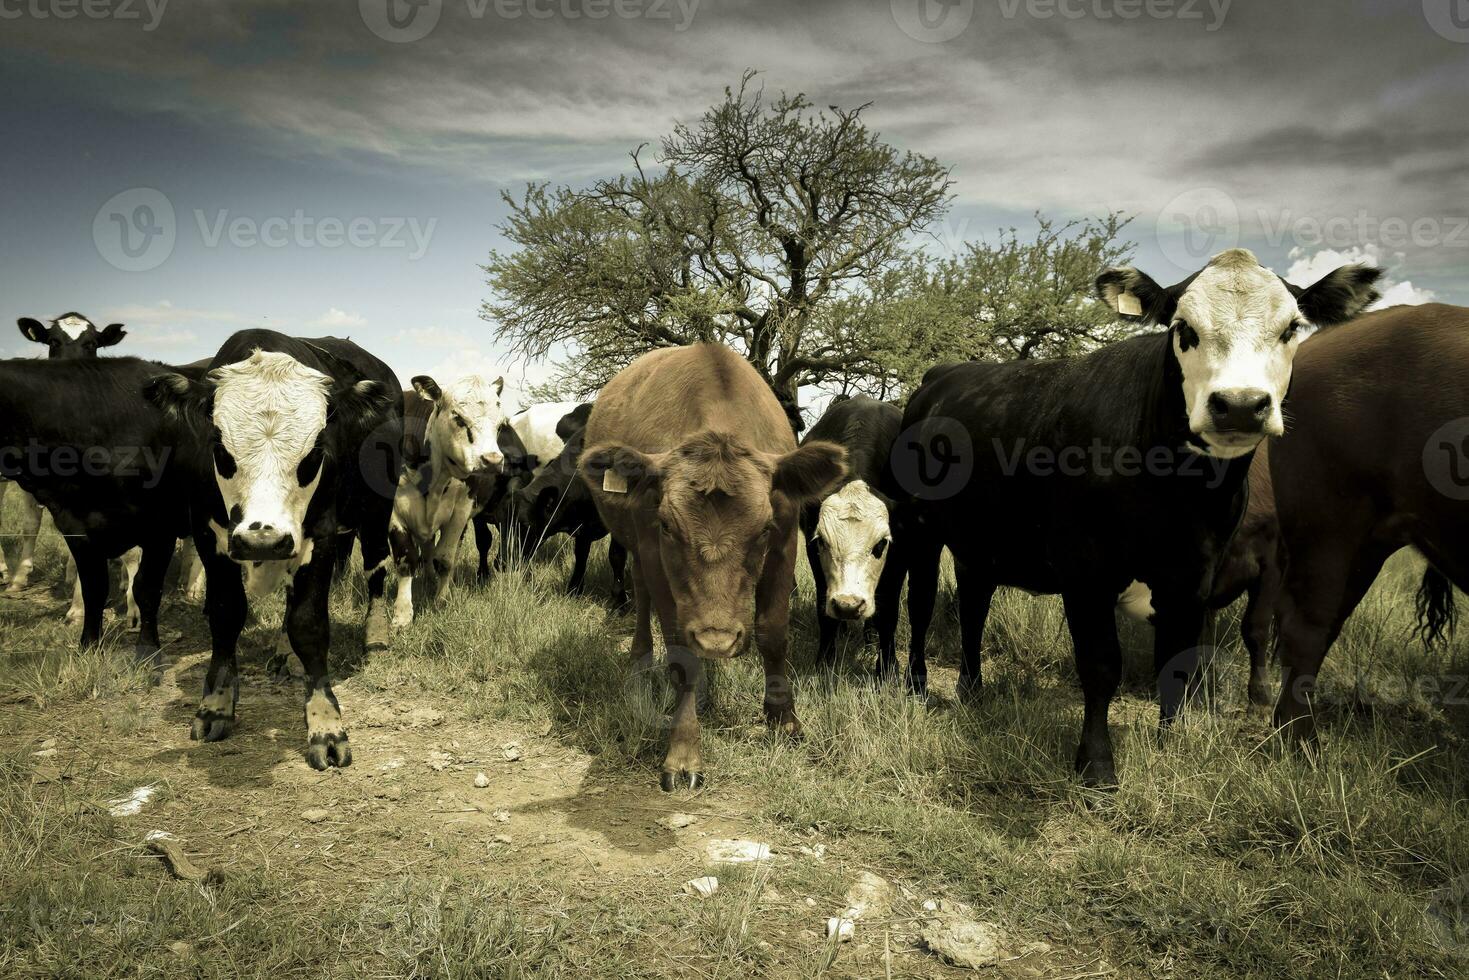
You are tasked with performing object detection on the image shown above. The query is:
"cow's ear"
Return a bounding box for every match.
[771,441,846,503]
[1096,267,1174,325]
[17,318,47,345]
[411,375,442,402]
[581,443,662,500]
[555,403,593,442]
[493,376,505,396]
[144,371,213,429]
[1290,264,1383,327]
[97,323,127,347]
[333,379,397,422]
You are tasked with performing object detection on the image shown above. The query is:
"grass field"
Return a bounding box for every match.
[1,489,1466,978]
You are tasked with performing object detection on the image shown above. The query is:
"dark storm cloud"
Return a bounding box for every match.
[2,0,1465,293]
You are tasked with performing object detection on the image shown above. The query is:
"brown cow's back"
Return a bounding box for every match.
[586,344,795,455]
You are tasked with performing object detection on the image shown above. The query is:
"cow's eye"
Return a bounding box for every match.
[872,538,889,559]
[813,536,827,551]
[212,441,236,479]
[297,446,324,487]
[1173,321,1200,352]
[659,519,675,537]
[1281,321,1301,344]
[454,414,469,429]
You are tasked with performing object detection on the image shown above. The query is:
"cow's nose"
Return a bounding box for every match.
[690,625,744,659]
[229,524,295,561]
[828,595,870,621]
[1207,388,1272,433]
[478,451,504,471]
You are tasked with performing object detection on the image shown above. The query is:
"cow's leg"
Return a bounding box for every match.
[757,535,801,737]
[806,534,838,666]
[64,555,86,624]
[1062,591,1122,787]
[178,537,207,601]
[388,522,417,628]
[332,529,356,581]
[904,536,943,696]
[953,560,995,703]
[608,539,630,611]
[872,544,906,679]
[120,547,143,631]
[645,564,701,790]
[0,481,10,586]
[70,542,111,648]
[287,539,350,769]
[1153,596,1209,728]
[629,556,654,670]
[4,490,43,592]
[474,513,494,584]
[429,496,473,603]
[358,521,393,654]
[565,530,592,596]
[1273,542,1388,747]
[1243,567,1280,711]
[195,544,246,742]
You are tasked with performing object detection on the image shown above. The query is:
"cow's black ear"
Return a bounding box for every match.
[144,372,213,430]
[333,379,397,422]
[493,376,505,396]
[97,323,127,347]
[581,443,663,500]
[772,441,847,503]
[411,375,442,402]
[555,403,594,442]
[1291,264,1383,327]
[1096,267,1175,325]
[17,318,47,345]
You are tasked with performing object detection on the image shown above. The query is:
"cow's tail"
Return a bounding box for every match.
[1414,565,1458,649]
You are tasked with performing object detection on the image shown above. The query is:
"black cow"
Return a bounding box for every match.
[514,404,629,607]
[799,395,904,669]
[17,312,127,360]
[468,422,540,583]
[146,329,402,770]
[0,355,198,653]
[891,249,1381,786]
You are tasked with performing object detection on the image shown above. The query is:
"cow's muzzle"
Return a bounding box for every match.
[1206,388,1272,434]
[827,594,871,621]
[229,523,296,561]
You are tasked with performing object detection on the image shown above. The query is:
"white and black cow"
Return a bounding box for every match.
[1,313,130,593]
[146,330,402,770]
[799,395,904,671]
[891,249,1381,786]
[514,403,630,607]
[388,373,508,626]
[472,400,582,570]
[0,354,199,653]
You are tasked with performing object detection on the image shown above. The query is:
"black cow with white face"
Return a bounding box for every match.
[18,312,127,360]
[147,329,402,770]
[892,249,1381,787]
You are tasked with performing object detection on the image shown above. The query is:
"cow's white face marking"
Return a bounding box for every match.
[211,350,331,559]
[419,375,507,479]
[1171,249,1302,458]
[813,480,891,621]
[56,315,91,339]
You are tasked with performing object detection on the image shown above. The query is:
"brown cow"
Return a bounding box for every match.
[580,344,846,791]
[1271,303,1469,744]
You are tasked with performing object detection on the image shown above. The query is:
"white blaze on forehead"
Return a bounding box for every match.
[1172,249,1299,455]
[56,315,91,339]
[211,350,332,546]
[814,480,891,618]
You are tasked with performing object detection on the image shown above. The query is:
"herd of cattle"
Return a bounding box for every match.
[2,247,1467,790]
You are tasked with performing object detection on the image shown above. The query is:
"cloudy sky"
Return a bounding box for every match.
[2,0,1464,404]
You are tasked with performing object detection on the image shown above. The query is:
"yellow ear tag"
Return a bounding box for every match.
[602,469,628,494]
[1117,292,1143,316]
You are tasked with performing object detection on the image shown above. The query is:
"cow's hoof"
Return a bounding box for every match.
[955,674,982,704]
[363,609,391,653]
[764,705,803,739]
[64,607,84,625]
[191,714,234,742]
[306,734,352,770]
[1075,748,1117,790]
[660,769,705,792]
[905,671,928,698]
